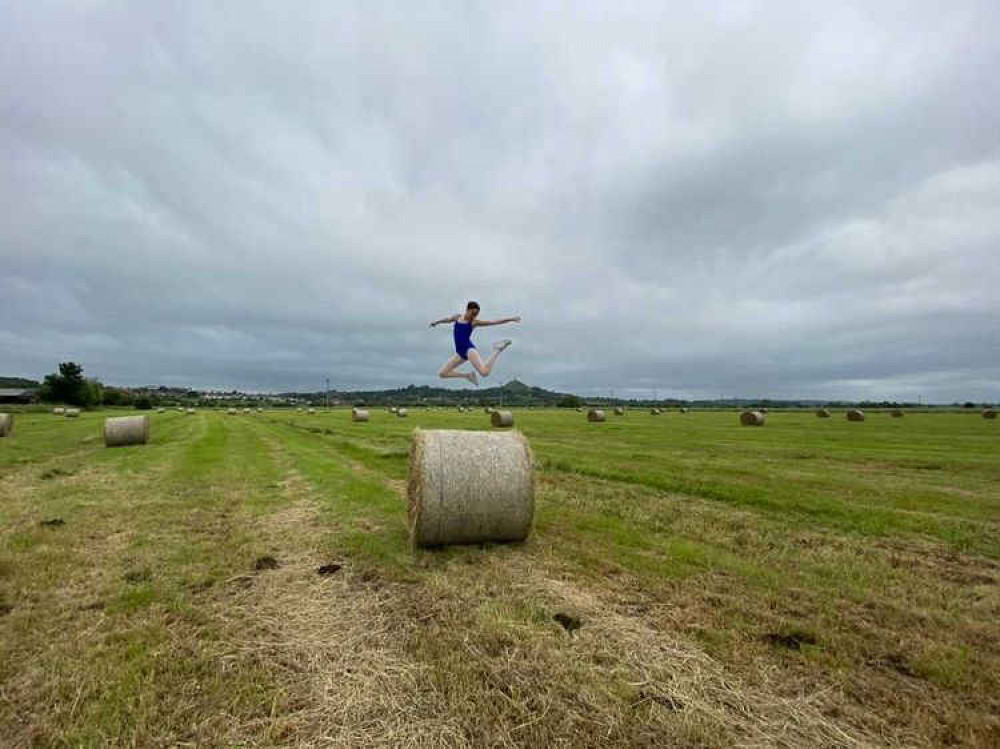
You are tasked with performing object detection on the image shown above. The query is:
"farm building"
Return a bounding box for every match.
[0,388,37,404]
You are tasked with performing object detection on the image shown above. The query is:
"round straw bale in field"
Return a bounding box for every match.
[680,407,689,413]
[983,408,997,420]
[186,408,196,414]
[491,410,514,428]
[614,406,625,416]
[397,408,408,417]
[576,406,583,412]
[104,415,149,447]
[389,406,398,413]
[847,409,865,422]
[0,413,12,437]
[408,429,534,547]
[740,410,765,426]
[352,408,369,422]
[307,408,315,414]
[157,407,165,413]
[891,409,904,418]
[650,407,660,415]
[244,408,252,414]
[816,408,831,418]
[587,409,606,422]
[65,408,80,418]
[53,407,65,415]
[228,408,237,415]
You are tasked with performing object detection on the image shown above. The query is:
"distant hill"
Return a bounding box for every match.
[0,376,40,389]
[279,379,581,407]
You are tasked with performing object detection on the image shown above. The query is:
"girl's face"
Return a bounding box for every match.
[466,307,480,320]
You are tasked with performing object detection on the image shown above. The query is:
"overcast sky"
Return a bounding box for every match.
[2,1,998,401]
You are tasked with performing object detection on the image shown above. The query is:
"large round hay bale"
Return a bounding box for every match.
[104,415,149,447]
[680,407,689,413]
[186,408,196,415]
[491,410,514,428]
[352,408,369,422]
[614,406,625,416]
[816,408,831,418]
[587,409,606,422]
[890,409,904,418]
[576,406,583,413]
[740,410,765,426]
[307,408,316,414]
[0,413,12,437]
[157,407,165,413]
[847,409,865,422]
[650,407,661,415]
[53,407,65,415]
[65,408,80,418]
[408,429,534,547]
[228,408,237,415]
[397,408,408,418]
[983,409,997,420]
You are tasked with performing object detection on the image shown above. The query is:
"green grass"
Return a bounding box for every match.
[0,407,997,747]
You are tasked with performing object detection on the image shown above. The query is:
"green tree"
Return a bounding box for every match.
[40,362,99,406]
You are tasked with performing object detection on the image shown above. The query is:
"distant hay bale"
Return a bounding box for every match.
[244,408,252,414]
[0,413,12,437]
[390,406,398,414]
[53,407,65,415]
[257,408,263,413]
[847,409,865,422]
[352,408,369,422]
[104,415,149,447]
[157,407,165,413]
[64,408,80,418]
[650,407,661,415]
[397,408,408,418]
[680,407,689,414]
[186,408,195,415]
[408,429,534,548]
[576,406,583,413]
[307,408,316,414]
[491,410,514,428]
[891,409,904,418]
[740,410,765,426]
[984,409,997,420]
[228,408,237,415]
[614,406,625,416]
[816,408,831,418]
[587,409,606,422]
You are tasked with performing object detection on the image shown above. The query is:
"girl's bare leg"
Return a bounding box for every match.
[438,355,477,384]
[466,346,504,378]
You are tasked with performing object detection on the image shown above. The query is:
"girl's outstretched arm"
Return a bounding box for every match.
[429,314,460,328]
[472,315,521,327]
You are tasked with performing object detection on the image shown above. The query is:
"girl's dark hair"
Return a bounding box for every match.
[466,301,480,310]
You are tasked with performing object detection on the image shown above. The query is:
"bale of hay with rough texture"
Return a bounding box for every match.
[408,429,534,547]
[847,409,865,422]
[983,409,997,420]
[186,408,196,414]
[614,406,625,416]
[397,408,408,418]
[157,407,165,413]
[352,408,369,422]
[53,407,65,415]
[307,408,315,414]
[680,407,689,413]
[228,408,237,415]
[650,407,660,415]
[891,409,904,418]
[491,410,514,428]
[65,408,80,418]
[587,409,606,422]
[104,415,149,447]
[816,408,831,418]
[740,410,765,426]
[0,413,12,437]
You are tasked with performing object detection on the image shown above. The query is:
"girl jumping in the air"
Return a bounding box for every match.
[430,301,521,385]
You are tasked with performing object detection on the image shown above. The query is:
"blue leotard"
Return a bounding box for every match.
[453,319,475,360]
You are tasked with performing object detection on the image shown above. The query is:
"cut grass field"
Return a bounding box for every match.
[1,407,997,747]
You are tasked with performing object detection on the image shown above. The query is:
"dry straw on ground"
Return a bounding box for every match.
[0,413,12,437]
[104,414,150,447]
[352,408,370,422]
[490,410,514,428]
[847,409,865,422]
[740,411,766,426]
[587,409,606,422]
[407,428,534,547]
[816,408,831,418]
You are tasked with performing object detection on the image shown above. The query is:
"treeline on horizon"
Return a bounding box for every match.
[1,369,993,410]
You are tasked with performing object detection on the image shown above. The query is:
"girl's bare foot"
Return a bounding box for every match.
[467,372,479,385]
[493,339,512,352]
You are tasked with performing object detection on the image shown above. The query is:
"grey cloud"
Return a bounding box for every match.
[2,1,999,402]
